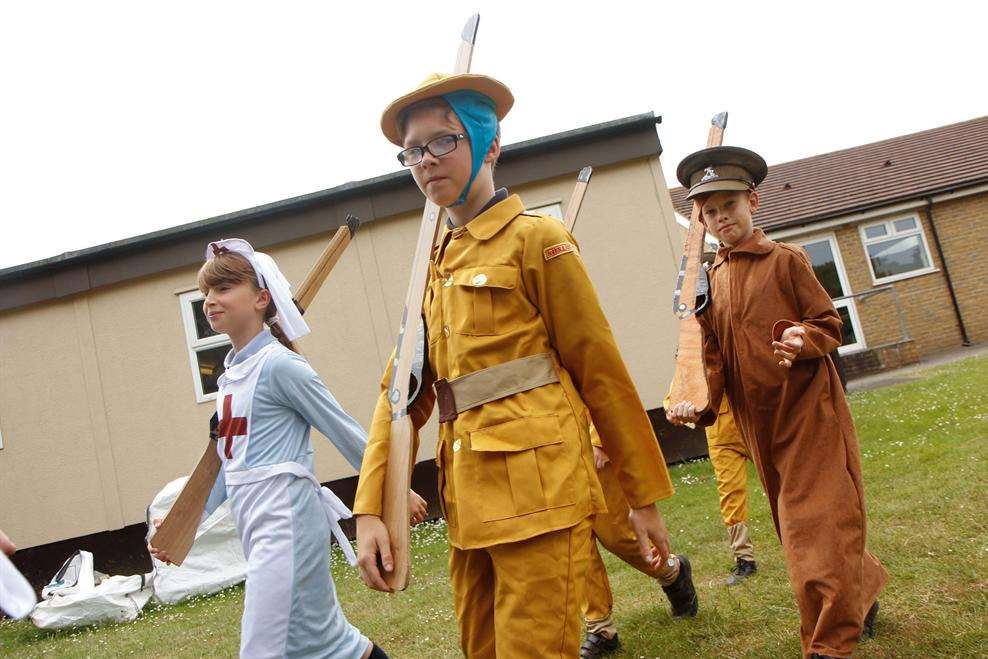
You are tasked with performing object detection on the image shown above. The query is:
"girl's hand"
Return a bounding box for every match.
[666,400,700,426]
[772,325,806,368]
[592,446,610,471]
[356,515,395,593]
[408,489,428,525]
[147,518,174,565]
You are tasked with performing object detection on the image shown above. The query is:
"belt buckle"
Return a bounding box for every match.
[435,378,459,423]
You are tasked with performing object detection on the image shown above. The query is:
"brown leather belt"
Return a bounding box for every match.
[435,353,559,423]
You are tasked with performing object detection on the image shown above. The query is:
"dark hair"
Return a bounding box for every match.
[197,251,297,353]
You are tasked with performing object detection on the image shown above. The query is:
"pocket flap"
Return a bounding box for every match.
[453,265,517,290]
[469,414,562,452]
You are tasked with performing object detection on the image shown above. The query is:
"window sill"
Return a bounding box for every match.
[197,392,219,405]
[871,267,939,286]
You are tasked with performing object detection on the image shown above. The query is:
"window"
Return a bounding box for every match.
[531,202,563,221]
[860,215,936,283]
[797,235,865,354]
[179,290,232,403]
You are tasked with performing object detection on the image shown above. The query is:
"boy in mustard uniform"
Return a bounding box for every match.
[580,424,697,658]
[352,73,696,658]
[703,397,758,584]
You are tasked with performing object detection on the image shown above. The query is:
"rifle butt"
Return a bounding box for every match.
[381,416,414,591]
[149,441,221,566]
[669,316,710,412]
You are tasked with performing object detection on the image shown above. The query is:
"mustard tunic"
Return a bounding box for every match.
[354,194,673,546]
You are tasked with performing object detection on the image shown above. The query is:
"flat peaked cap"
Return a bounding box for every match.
[676,146,768,200]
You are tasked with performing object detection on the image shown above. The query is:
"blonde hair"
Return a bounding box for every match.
[197,251,297,353]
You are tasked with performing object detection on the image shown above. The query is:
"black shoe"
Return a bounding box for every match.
[726,558,757,586]
[661,554,698,617]
[580,632,620,658]
[861,600,880,639]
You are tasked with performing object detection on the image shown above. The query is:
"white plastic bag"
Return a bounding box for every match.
[30,551,152,629]
[147,476,246,604]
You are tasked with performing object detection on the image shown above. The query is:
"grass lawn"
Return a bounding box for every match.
[2,355,986,657]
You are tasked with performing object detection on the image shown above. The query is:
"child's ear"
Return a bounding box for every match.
[748,190,760,213]
[484,134,500,165]
[256,288,271,311]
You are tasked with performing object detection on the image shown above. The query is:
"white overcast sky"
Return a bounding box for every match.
[1,1,985,270]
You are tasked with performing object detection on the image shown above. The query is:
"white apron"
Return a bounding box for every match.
[217,343,361,658]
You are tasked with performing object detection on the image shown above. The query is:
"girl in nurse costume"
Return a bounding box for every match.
[151,239,401,659]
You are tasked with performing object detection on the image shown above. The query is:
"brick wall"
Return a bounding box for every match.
[818,192,986,359]
[926,194,988,344]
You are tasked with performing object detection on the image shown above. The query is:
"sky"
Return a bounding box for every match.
[1,1,985,270]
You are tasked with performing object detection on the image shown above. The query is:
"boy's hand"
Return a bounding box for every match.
[147,518,174,565]
[628,504,672,570]
[592,446,610,471]
[772,325,806,368]
[0,528,16,556]
[408,489,428,525]
[356,515,395,593]
[666,400,700,426]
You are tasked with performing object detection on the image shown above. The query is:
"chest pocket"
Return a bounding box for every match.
[449,265,518,336]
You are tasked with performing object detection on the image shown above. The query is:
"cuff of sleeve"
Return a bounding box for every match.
[626,476,676,508]
[697,407,717,427]
[351,501,382,517]
[772,319,801,341]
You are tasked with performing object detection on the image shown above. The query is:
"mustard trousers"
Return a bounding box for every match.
[449,517,594,658]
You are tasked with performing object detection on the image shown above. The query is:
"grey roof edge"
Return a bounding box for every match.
[0,112,661,283]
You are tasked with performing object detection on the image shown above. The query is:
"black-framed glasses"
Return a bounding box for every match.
[397,133,467,167]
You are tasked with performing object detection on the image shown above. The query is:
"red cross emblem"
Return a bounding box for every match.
[218,394,248,459]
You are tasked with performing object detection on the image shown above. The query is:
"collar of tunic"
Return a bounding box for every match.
[713,227,774,268]
[225,327,277,369]
[459,194,526,241]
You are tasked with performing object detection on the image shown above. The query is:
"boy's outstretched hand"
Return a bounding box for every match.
[772,325,806,368]
[628,504,672,570]
[408,489,428,525]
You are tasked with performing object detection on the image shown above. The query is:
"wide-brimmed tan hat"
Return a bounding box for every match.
[677,146,768,200]
[380,72,514,146]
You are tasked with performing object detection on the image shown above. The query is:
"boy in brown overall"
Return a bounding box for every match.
[667,146,887,658]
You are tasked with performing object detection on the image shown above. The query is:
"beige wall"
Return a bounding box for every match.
[0,154,684,549]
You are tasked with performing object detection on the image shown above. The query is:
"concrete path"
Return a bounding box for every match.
[847,342,987,393]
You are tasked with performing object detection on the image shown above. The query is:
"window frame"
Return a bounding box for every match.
[859,213,938,285]
[794,232,866,355]
[529,200,564,222]
[178,289,231,403]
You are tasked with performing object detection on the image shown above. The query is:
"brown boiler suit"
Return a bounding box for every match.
[696,228,887,658]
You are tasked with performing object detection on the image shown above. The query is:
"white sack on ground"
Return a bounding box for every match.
[146,476,246,604]
[30,550,152,629]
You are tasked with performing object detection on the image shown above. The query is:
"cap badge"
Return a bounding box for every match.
[700,166,718,182]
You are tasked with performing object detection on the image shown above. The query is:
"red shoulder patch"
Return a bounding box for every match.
[543,242,577,261]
